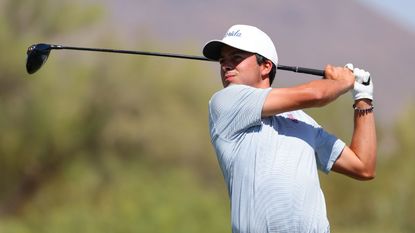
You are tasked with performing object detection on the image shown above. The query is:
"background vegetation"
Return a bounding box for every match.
[0,0,414,232]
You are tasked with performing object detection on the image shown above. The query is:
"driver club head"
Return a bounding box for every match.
[26,43,52,74]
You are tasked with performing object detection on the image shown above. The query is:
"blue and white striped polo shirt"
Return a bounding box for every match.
[208,84,345,233]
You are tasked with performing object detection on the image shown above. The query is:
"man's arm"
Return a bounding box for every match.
[331,99,377,180]
[262,65,354,117]
[331,66,376,180]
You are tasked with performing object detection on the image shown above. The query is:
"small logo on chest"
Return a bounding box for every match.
[287,113,299,123]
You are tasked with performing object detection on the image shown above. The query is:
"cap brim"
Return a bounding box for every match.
[202,40,226,61]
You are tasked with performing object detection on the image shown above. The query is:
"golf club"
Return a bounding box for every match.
[26,43,325,76]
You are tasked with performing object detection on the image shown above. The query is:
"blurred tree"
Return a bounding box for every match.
[0,0,103,215]
[0,0,221,225]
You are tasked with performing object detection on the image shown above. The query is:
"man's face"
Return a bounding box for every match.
[219,45,263,88]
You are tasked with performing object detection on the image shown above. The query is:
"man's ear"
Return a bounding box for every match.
[260,60,273,77]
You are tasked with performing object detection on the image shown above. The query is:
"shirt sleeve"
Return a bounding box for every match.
[315,127,346,173]
[209,85,272,140]
[285,111,346,174]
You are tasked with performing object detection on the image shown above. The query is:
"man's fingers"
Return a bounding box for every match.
[345,63,354,71]
[345,63,370,84]
[354,68,370,84]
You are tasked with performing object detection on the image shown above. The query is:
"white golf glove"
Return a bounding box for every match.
[345,63,373,101]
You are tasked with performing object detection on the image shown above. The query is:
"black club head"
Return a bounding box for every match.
[26,43,52,74]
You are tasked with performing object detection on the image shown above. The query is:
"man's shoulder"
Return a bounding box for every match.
[210,85,252,108]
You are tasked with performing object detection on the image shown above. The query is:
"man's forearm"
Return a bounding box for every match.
[349,99,377,178]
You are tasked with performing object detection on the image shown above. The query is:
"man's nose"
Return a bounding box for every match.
[221,61,233,71]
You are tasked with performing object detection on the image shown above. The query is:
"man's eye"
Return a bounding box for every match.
[232,55,243,61]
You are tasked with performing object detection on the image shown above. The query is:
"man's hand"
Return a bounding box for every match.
[324,64,355,86]
[345,63,373,101]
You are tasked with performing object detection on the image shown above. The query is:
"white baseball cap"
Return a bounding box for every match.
[203,24,278,66]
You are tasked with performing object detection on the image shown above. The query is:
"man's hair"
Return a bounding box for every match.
[255,54,276,85]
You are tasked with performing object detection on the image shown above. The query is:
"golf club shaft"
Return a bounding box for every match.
[50,45,325,77]
[55,45,210,61]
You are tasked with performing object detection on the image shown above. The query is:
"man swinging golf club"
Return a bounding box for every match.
[203,24,376,233]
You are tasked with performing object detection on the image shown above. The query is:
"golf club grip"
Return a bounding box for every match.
[277,65,325,77]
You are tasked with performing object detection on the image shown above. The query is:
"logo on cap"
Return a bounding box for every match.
[225,30,242,38]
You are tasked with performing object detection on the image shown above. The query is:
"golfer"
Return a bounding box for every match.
[203,24,376,233]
